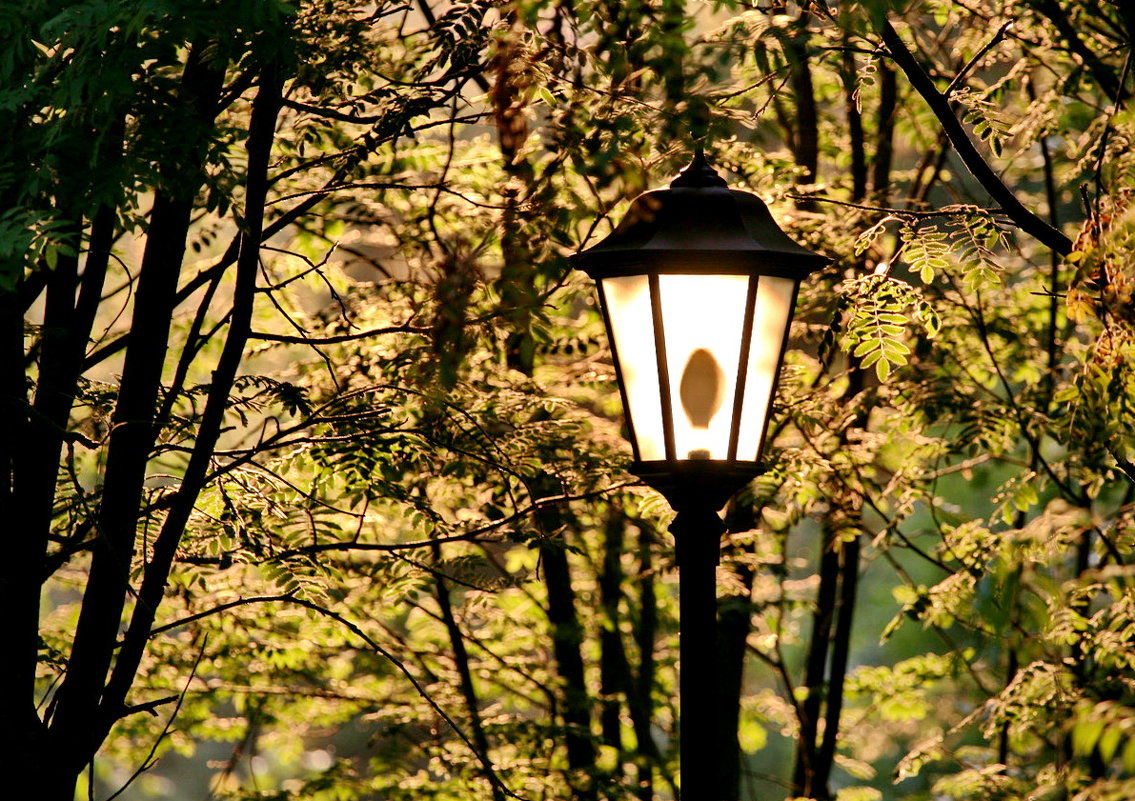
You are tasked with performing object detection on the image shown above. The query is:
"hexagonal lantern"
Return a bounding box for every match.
[572,151,827,512]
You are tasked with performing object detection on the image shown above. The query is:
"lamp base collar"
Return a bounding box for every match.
[630,460,764,514]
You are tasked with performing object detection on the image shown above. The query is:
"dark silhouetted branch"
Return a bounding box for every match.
[877,17,1073,254]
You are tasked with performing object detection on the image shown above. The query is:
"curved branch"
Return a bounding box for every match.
[1031,0,1120,99]
[249,324,429,344]
[876,17,1073,255]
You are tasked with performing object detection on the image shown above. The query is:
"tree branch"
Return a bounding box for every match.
[249,324,429,344]
[100,59,285,735]
[1031,0,1120,99]
[104,637,208,801]
[876,17,1073,254]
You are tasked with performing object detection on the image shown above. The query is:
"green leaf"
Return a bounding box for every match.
[1072,720,1104,756]
[1122,734,1135,773]
[1099,725,1123,762]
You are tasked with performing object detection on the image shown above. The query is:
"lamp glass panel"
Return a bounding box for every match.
[657,274,749,460]
[736,275,795,460]
[602,275,666,460]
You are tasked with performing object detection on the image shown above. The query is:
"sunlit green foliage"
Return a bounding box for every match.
[8,0,1135,800]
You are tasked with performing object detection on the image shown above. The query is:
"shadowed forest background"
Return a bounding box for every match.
[5,0,1135,799]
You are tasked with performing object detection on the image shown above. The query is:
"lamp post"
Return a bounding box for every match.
[572,151,826,800]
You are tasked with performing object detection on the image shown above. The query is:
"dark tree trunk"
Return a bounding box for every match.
[1,282,39,765]
[841,46,868,202]
[814,530,861,793]
[599,510,631,757]
[5,105,122,763]
[871,63,897,206]
[100,60,285,728]
[42,42,227,793]
[435,570,508,801]
[786,19,819,211]
[716,503,757,801]
[792,523,840,798]
[629,524,659,801]
[542,539,598,800]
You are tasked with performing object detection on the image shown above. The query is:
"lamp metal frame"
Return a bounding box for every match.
[572,151,828,801]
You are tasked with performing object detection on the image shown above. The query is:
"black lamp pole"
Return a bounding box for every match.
[573,151,827,801]
[636,466,764,800]
[673,504,727,800]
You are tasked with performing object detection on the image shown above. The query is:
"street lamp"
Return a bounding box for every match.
[572,150,826,800]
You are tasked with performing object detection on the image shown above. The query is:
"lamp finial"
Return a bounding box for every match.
[670,149,728,189]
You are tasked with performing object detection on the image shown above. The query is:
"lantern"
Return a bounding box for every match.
[572,151,827,511]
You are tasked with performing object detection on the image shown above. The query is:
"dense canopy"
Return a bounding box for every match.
[5,1,1135,800]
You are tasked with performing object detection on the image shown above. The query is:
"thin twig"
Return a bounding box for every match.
[105,636,209,801]
[945,21,1014,97]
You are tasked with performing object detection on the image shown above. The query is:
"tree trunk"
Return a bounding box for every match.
[786,18,819,211]
[435,570,508,801]
[542,539,598,800]
[42,42,227,792]
[871,63,897,206]
[792,523,840,798]
[630,524,660,801]
[841,45,868,202]
[716,503,757,801]
[599,510,631,758]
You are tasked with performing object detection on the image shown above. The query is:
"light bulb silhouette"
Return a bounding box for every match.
[679,348,724,459]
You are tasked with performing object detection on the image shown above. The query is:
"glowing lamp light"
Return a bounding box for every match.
[572,151,827,512]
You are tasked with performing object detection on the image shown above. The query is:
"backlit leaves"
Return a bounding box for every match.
[954,86,1012,158]
[839,274,939,381]
[901,224,949,284]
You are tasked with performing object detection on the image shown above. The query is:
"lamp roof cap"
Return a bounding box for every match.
[572,151,829,279]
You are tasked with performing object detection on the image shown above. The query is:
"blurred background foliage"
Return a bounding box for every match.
[6,0,1135,799]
